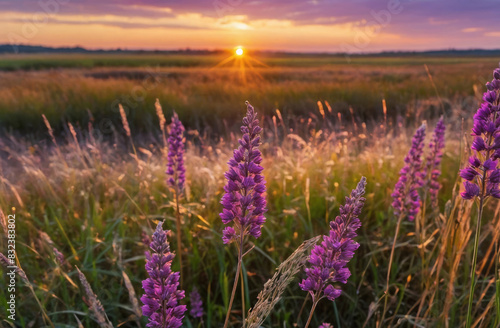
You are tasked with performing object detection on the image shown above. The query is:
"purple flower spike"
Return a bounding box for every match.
[300,177,366,303]
[424,118,446,205]
[141,221,186,328]
[462,64,500,328]
[189,287,204,319]
[460,64,500,200]
[391,124,426,221]
[167,112,186,192]
[53,247,65,266]
[220,102,267,245]
[318,324,333,328]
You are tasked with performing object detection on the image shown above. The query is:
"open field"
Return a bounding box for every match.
[0,53,499,328]
[0,54,498,136]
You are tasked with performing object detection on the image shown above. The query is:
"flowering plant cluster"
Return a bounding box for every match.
[220,101,267,245]
[460,66,500,200]
[167,112,186,192]
[189,287,203,319]
[424,118,446,205]
[137,97,456,327]
[300,177,366,302]
[391,124,426,221]
[460,63,500,328]
[141,221,186,328]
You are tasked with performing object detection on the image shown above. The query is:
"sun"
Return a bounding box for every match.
[211,46,267,84]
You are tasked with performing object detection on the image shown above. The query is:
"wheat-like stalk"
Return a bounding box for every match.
[0,208,6,235]
[119,104,131,138]
[246,236,321,328]
[155,98,166,133]
[122,271,142,320]
[155,99,168,154]
[317,101,325,120]
[76,267,113,328]
[42,114,56,145]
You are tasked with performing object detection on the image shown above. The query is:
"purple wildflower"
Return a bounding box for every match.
[391,124,426,221]
[424,118,446,205]
[189,287,204,319]
[462,64,500,328]
[318,324,333,328]
[167,112,186,192]
[299,177,366,303]
[220,101,267,245]
[460,65,500,200]
[53,247,65,266]
[141,221,186,328]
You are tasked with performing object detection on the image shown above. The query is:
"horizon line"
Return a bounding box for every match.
[2,43,500,56]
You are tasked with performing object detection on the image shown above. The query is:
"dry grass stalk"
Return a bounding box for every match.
[382,99,388,133]
[122,271,143,321]
[67,121,87,166]
[68,122,77,143]
[113,235,142,325]
[272,115,278,140]
[0,207,6,234]
[39,231,55,246]
[74,314,85,328]
[246,236,321,328]
[42,114,67,166]
[477,201,500,275]
[275,109,287,136]
[324,100,332,114]
[0,253,54,327]
[155,98,166,133]
[0,178,24,208]
[317,101,325,120]
[42,114,57,146]
[119,104,131,138]
[0,253,29,284]
[425,189,472,325]
[76,267,114,328]
[155,98,168,153]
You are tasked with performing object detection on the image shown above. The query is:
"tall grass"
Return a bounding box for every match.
[0,89,498,327]
[0,56,497,136]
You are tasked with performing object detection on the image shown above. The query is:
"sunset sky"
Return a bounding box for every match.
[1,0,499,52]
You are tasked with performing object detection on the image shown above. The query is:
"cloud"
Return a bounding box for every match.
[2,0,499,28]
[462,27,484,33]
[0,0,499,51]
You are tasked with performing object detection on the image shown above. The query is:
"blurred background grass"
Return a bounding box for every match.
[0,53,497,136]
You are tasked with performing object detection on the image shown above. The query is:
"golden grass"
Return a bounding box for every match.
[0,83,498,326]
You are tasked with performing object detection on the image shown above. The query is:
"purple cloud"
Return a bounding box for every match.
[0,0,499,51]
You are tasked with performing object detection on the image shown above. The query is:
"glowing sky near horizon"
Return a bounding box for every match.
[0,0,499,52]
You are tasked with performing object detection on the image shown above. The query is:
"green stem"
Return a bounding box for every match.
[466,101,497,327]
[420,193,428,270]
[223,235,244,328]
[175,188,183,289]
[466,183,486,328]
[495,238,499,327]
[240,268,246,327]
[296,293,310,325]
[381,213,404,327]
[304,298,319,328]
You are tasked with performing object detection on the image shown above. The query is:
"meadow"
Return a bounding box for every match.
[0,53,497,135]
[0,53,499,328]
